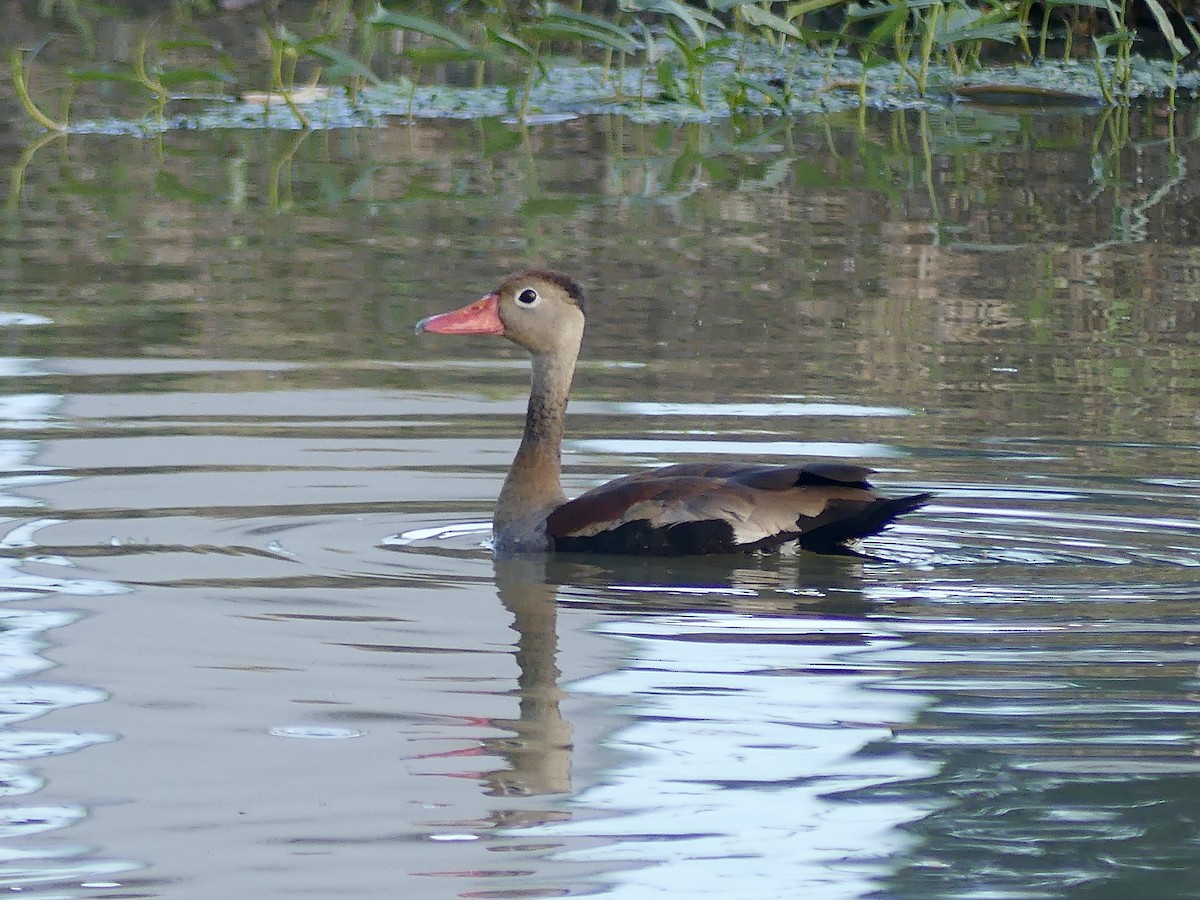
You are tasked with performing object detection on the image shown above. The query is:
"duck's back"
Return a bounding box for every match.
[547,461,931,556]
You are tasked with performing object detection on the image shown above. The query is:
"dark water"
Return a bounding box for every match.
[1,87,1200,898]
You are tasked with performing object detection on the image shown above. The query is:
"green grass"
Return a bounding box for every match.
[9,0,1200,134]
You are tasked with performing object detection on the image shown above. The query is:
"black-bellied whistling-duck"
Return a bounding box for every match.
[416,270,931,556]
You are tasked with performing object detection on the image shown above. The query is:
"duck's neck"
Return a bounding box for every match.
[494,352,575,550]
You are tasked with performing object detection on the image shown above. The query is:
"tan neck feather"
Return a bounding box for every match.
[494,351,575,545]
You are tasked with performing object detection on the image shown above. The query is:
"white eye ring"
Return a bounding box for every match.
[516,288,540,306]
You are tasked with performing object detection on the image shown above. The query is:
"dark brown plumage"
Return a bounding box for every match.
[417,270,931,556]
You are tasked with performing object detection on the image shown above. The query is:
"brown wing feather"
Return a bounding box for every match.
[547,476,727,538]
[593,461,875,491]
[546,461,928,556]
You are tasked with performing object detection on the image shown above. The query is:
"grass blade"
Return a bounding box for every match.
[1141,0,1189,58]
[487,28,536,59]
[740,4,803,39]
[524,20,640,53]
[366,5,477,52]
[545,3,642,49]
[307,42,383,85]
[622,0,723,44]
[156,68,236,89]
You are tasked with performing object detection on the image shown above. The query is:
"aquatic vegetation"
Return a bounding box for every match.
[10,44,68,132]
[6,0,1200,136]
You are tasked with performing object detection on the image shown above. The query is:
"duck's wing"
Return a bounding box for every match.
[547,463,931,556]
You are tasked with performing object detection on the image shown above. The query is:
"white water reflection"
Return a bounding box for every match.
[385,521,493,547]
[0,396,67,431]
[0,520,63,549]
[620,401,915,417]
[524,614,936,898]
[0,360,53,380]
[0,387,129,888]
[0,806,89,839]
[0,684,107,728]
[574,439,909,458]
[268,725,365,739]
[0,315,52,328]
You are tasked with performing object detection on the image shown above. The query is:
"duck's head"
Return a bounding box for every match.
[416,269,586,358]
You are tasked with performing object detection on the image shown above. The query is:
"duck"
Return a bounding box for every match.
[416,269,931,556]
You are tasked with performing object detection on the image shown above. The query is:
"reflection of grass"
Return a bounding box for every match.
[267,129,311,211]
[5,102,1196,430]
[5,130,64,215]
[19,96,1183,260]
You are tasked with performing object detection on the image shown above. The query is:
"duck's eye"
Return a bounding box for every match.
[516,288,540,306]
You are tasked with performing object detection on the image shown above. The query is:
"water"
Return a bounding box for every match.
[1,96,1200,898]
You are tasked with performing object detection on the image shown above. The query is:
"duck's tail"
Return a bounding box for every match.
[799,492,933,555]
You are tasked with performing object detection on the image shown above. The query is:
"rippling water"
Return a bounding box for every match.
[1,94,1200,897]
